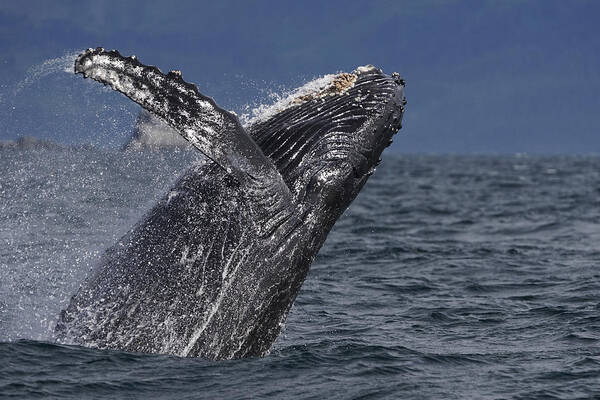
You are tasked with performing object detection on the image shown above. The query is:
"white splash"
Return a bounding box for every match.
[239,74,337,127]
[13,50,82,95]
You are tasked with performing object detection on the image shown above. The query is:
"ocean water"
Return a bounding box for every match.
[1,150,599,399]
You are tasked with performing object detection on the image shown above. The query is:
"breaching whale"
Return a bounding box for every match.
[56,48,406,359]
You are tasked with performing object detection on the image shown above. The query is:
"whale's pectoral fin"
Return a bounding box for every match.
[74,48,289,196]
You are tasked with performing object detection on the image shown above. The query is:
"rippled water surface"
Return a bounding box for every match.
[1,150,599,399]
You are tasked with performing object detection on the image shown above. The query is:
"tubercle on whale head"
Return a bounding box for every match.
[167,70,183,79]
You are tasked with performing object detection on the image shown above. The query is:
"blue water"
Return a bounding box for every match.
[1,150,599,399]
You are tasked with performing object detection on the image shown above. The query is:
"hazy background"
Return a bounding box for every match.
[0,0,598,153]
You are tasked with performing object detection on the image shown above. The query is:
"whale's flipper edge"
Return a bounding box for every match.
[74,48,289,197]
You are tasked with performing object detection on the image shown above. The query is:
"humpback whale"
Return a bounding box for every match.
[56,48,406,359]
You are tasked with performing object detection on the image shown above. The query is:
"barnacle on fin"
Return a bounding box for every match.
[168,70,183,79]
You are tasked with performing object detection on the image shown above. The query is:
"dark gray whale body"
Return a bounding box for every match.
[56,48,406,359]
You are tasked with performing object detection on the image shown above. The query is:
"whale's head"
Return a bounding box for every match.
[248,65,406,219]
